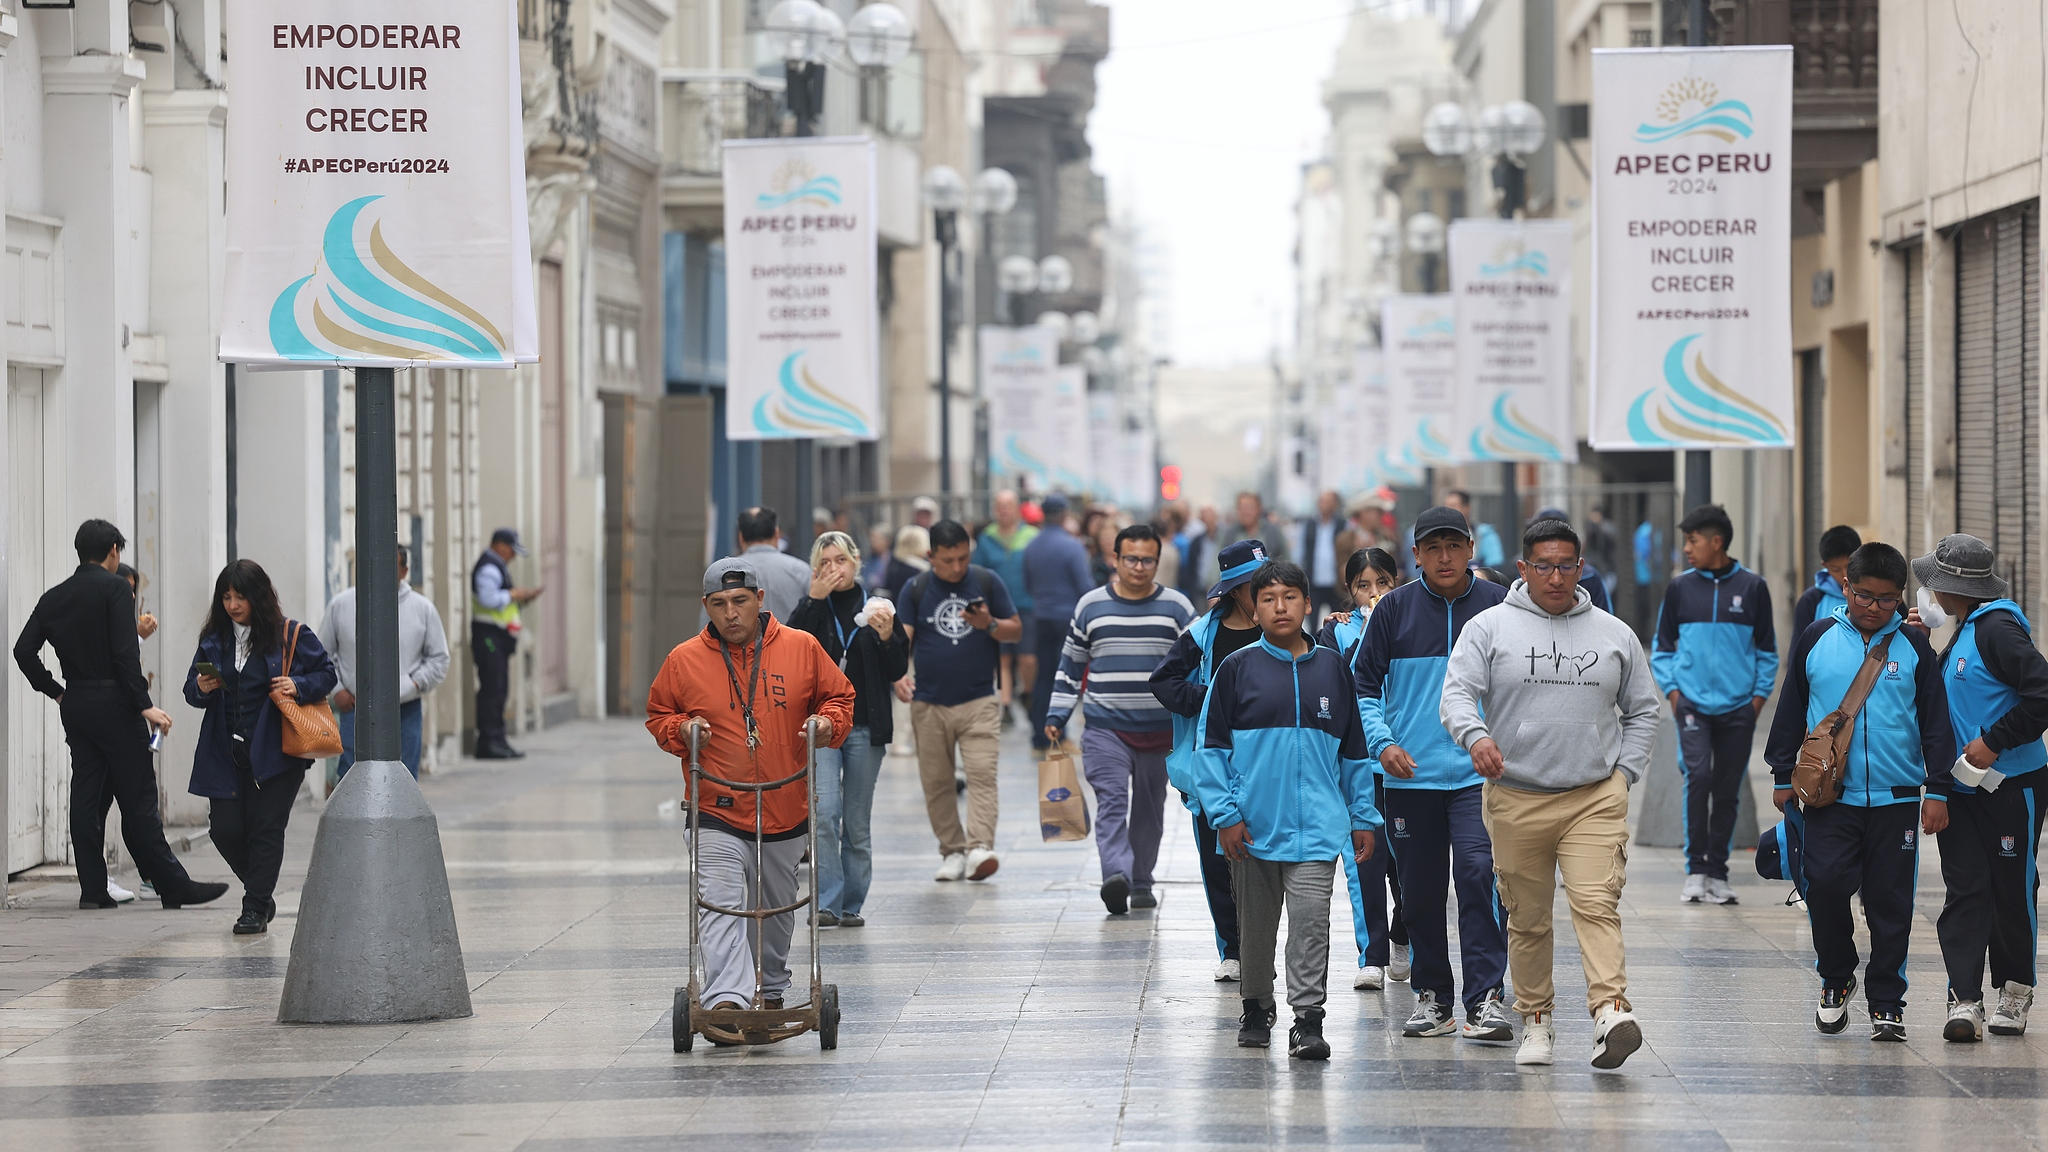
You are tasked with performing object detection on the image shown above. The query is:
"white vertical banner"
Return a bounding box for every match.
[1119,428,1155,510]
[1382,295,1460,466]
[722,137,880,439]
[1052,365,1092,494]
[981,324,1059,487]
[1355,347,1419,487]
[1319,385,1369,493]
[1590,46,1793,449]
[1450,219,1577,461]
[221,3,536,367]
[1089,392,1123,501]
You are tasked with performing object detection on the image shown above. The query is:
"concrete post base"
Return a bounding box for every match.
[1634,712,1760,853]
[279,759,473,1023]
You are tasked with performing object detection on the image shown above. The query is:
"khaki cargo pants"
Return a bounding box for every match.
[1482,770,1632,1020]
[911,695,1002,856]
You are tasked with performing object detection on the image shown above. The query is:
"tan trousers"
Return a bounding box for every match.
[1482,770,1632,1020]
[911,696,1002,856]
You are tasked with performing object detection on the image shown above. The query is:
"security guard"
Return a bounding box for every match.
[472,527,543,759]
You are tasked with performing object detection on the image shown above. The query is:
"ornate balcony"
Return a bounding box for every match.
[662,73,786,180]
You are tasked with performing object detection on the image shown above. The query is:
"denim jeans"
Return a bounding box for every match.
[338,698,424,778]
[815,727,885,915]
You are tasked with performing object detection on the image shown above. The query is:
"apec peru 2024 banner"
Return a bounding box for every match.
[1591,46,1793,449]
[1449,219,1576,462]
[221,3,537,368]
[982,324,1060,487]
[1382,295,1459,467]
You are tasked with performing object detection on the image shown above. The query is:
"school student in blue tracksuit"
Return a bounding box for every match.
[1149,538,1271,982]
[1909,534,2048,1041]
[1352,506,1514,1042]
[1792,525,1861,638]
[1765,542,1953,1043]
[1196,561,1380,1061]
[1315,546,1407,990]
[1654,504,1778,904]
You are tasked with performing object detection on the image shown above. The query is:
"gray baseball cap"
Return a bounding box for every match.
[702,558,763,597]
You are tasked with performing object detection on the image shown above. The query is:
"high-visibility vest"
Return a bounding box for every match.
[472,551,522,633]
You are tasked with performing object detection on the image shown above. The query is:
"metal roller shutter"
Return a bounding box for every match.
[1953,202,2040,615]
[1902,245,1924,558]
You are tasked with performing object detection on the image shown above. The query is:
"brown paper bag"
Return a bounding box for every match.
[1038,751,1090,842]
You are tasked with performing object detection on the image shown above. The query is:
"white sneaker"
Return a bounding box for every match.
[1353,965,1386,991]
[106,880,136,904]
[1462,990,1516,1042]
[1214,959,1241,982]
[935,852,968,881]
[1591,1001,1642,1069]
[1991,982,2034,1036]
[1704,876,1738,905]
[1680,873,1707,903]
[965,847,1000,881]
[1516,1013,1554,1066]
[1943,999,1985,1042]
[1388,943,1411,981]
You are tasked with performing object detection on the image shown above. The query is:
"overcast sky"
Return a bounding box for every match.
[1091,0,1355,370]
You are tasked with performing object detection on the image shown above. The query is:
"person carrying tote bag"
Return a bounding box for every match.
[184,559,339,936]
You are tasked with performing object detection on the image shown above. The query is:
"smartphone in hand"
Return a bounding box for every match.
[195,661,221,679]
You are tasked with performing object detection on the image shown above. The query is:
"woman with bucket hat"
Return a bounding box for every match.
[1909,534,2048,1041]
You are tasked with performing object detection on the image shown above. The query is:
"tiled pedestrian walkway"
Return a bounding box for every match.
[3,717,2046,1150]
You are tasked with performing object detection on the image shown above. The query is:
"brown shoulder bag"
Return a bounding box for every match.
[273,620,344,759]
[1790,631,1894,808]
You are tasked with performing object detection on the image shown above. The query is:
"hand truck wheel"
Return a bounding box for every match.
[673,988,693,1053]
[819,984,840,1050]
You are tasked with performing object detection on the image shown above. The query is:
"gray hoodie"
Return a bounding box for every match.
[1439,580,1663,792]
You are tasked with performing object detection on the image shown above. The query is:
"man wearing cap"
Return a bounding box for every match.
[1908,535,2048,1041]
[473,528,544,759]
[646,560,855,1033]
[1352,506,1515,1043]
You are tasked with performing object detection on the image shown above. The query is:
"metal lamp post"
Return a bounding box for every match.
[923,164,966,495]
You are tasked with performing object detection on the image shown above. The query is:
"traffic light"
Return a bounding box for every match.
[1159,464,1182,502]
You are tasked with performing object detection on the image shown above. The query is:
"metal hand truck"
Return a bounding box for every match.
[673,718,840,1052]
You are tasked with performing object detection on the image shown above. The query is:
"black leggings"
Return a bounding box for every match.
[210,761,305,919]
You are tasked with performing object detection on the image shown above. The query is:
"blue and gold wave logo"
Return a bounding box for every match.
[756,160,842,209]
[1632,78,1753,144]
[752,351,873,437]
[1479,243,1548,278]
[1470,396,1566,460]
[1411,415,1454,462]
[998,433,1051,479]
[1405,313,1454,339]
[1625,334,1789,446]
[269,196,509,363]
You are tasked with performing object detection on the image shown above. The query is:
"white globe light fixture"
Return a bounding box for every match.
[1036,254,1074,294]
[766,0,834,64]
[1474,104,1510,158]
[810,5,846,62]
[921,165,965,212]
[1035,311,1071,341]
[998,255,1039,295]
[1069,310,1100,345]
[972,167,1019,215]
[1370,217,1401,261]
[1405,211,1446,256]
[1495,99,1548,160]
[1421,102,1474,158]
[845,2,915,69]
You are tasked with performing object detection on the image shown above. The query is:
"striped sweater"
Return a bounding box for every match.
[1047,584,1196,733]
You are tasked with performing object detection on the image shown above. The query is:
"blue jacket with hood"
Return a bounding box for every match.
[1792,568,1847,639]
[1937,599,2048,788]
[1351,575,1508,789]
[1652,561,1779,715]
[1194,635,1382,861]
[1764,605,1954,806]
[1151,610,1224,811]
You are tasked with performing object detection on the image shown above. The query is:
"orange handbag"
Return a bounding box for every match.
[272,620,344,759]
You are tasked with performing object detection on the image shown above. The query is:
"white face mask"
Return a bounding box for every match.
[1916,587,1948,631]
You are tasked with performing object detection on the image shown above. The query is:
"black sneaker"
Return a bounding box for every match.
[1402,990,1459,1037]
[1816,976,1857,1035]
[1288,1008,1330,1060]
[1101,872,1131,915]
[1130,889,1157,910]
[1238,998,1276,1048]
[232,910,267,935]
[1872,1006,1906,1042]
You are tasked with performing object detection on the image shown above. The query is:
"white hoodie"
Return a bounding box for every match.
[1439,580,1664,792]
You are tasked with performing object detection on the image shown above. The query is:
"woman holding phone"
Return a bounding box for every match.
[788,531,909,926]
[183,559,337,935]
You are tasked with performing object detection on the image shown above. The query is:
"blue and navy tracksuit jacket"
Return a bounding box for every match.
[1194,636,1381,861]
[1151,611,1225,812]
[1653,561,1778,716]
[1351,576,1508,790]
[1938,600,2048,790]
[1314,612,1372,737]
[1792,568,1847,639]
[1764,606,1955,805]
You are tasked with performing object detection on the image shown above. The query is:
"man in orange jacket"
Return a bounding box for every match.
[648,559,856,1020]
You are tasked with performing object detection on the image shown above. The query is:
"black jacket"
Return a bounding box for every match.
[13,563,153,713]
[788,586,911,744]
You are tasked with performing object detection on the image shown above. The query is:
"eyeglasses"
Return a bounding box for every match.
[1848,589,1902,611]
[1116,554,1159,568]
[1522,561,1583,577]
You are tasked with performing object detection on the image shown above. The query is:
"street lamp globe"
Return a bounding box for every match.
[1370,217,1401,261]
[765,0,834,64]
[972,167,1018,215]
[998,255,1039,294]
[846,2,914,69]
[1069,310,1100,344]
[921,165,966,212]
[1035,311,1071,341]
[1495,99,1547,160]
[1421,102,1473,158]
[1036,254,1074,294]
[1405,211,1446,256]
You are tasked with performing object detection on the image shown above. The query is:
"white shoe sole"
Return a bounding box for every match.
[1516,1046,1554,1066]
[1990,1018,2028,1036]
[1591,1018,1642,1068]
[1353,968,1385,991]
[1403,1017,1459,1038]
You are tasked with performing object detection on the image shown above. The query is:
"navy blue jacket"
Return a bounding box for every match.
[1352,575,1509,789]
[1764,606,1953,806]
[1195,635,1381,861]
[1792,568,1848,639]
[1652,561,1778,715]
[1022,524,1094,624]
[183,621,339,799]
